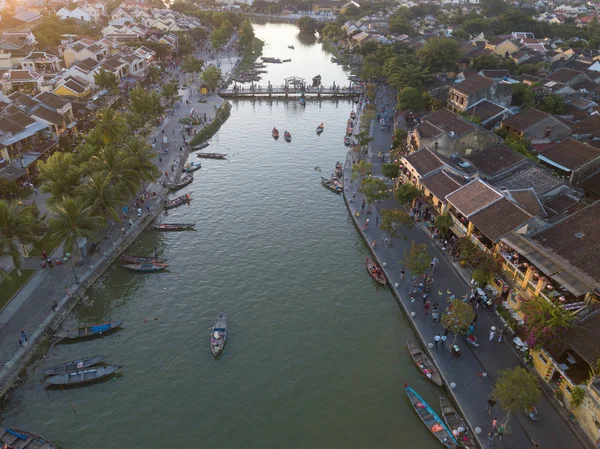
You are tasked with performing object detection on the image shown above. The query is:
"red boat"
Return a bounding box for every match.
[272,127,279,139]
[365,257,386,286]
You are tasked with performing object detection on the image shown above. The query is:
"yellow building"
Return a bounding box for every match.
[53,78,91,98]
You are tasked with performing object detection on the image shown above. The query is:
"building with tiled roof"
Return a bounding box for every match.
[466,143,527,181]
[468,197,532,242]
[446,178,503,217]
[538,138,600,184]
[505,188,547,217]
[546,68,592,86]
[420,170,464,213]
[492,163,564,199]
[500,108,571,143]
[464,100,511,130]
[448,74,512,112]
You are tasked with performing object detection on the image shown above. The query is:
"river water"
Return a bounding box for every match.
[2,24,440,449]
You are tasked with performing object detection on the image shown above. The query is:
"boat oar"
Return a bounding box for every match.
[59,385,77,416]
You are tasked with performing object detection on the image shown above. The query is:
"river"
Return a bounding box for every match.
[1,24,440,449]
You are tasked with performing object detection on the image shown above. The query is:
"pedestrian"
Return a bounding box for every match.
[422,294,428,306]
[40,260,47,269]
[497,329,505,342]
[497,426,504,441]
[487,430,495,448]
[371,240,377,249]
[424,300,431,315]
[129,219,133,227]
[171,164,175,172]
[400,268,405,280]
[531,439,539,449]
[33,187,38,195]
[159,155,162,163]
[434,334,441,348]
[432,311,439,325]
[51,300,58,311]
[438,289,443,297]
[19,330,27,345]
[492,418,498,431]
[487,398,496,415]
[137,207,142,217]
[443,328,450,337]
[123,206,129,216]
[64,286,72,298]
[361,199,365,211]
[489,326,496,341]
[441,335,447,347]
[146,205,150,213]
[165,170,168,178]
[179,146,183,153]
[42,250,47,260]
[352,191,356,200]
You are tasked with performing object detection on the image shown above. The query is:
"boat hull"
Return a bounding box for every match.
[0,428,57,449]
[56,321,122,341]
[45,365,122,387]
[366,257,386,285]
[407,340,443,386]
[41,355,105,376]
[211,312,228,357]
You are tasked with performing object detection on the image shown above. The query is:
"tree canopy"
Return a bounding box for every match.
[397,87,425,112]
[492,367,541,414]
[417,37,460,73]
[402,241,430,275]
[202,66,222,91]
[380,209,412,238]
[395,183,421,206]
[359,177,389,205]
[440,300,476,345]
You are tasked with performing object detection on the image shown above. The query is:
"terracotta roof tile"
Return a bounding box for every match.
[563,313,600,367]
[453,74,495,96]
[469,197,532,241]
[404,148,446,176]
[571,115,600,136]
[501,108,550,132]
[539,138,600,170]
[421,170,464,200]
[446,178,502,216]
[425,108,476,136]
[492,163,563,197]
[507,189,546,217]
[546,68,583,84]
[466,143,525,178]
[543,193,579,215]
[466,100,506,123]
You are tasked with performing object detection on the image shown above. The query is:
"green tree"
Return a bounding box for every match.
[88,146,139,197]
[38,152,82,199]
[123,138,161,184]
[440,300,476,345]
[202,66,222,91]
[492,367,541,415]
[382,163,400,179]
[181,55,204,75]
[395,183,421,206]
[297,16,320,34]
[392,129,408,149]
[380,208,412,238]
[129,87,163,122]
[162,80,180,105]
[570,386,586,408]
[76,172,124,224]
[402,240,430,276]
[511,83,535,107]
[352,160,372,181]
[505,133,535,161]
[95,108,127,145]
[146,65,162,84]
[93,68,119,93]
[384,55,430,91]
[49,197,101,261]
[520,298,575,353]
[482,0,507,16]
[539,94,566,114]
[359,177,389,207]
[237,20,255,52]
[0,200,43,276]
[434,213,453,238]
[417,37,459,72]
[397,87,425,111]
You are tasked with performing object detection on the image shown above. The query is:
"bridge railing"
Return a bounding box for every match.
[220,86,361,94]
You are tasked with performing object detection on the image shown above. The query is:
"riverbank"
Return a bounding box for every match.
[341,89,589,449]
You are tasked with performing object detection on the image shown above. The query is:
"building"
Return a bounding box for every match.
[63,40,110,68]
[484,37,520,57]
[538,138,600,185]
[448,74,512,112]
[20,52,61,79]
[500,108,572,143]
[464,100,511,130]
[1,69,44,95]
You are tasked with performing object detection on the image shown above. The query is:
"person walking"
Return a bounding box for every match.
[422,293,428,307]
[434,334,441,349]
[19,330,27,345]
[487,430,495,448]
[497,329,505,342]
[489,326,496,342]
[487,398,496,415]
[440,335,447,347]
[497,426,504,441]
[424,300,431,315]
[400,268,405,280]
[491,418,498,431]
[432,311,439,325]
[361,199,365,212]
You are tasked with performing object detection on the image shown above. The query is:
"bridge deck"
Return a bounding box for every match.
[220,87,360,98]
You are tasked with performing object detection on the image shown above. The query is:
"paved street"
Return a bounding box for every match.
[343,87,588,449]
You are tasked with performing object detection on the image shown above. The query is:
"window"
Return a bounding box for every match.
[539,353,548,364]
[566,385,572,394]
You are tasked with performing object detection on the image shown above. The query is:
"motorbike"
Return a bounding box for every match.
[524,405,538,420]
[465,334,480,347]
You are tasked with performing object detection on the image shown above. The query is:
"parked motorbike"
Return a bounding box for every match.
[465,334,480,347]
[524,405,538,420]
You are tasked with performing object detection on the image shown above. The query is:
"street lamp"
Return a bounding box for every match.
[63,252,80,285]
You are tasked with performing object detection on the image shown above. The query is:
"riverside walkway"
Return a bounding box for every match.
[343,88,589,449]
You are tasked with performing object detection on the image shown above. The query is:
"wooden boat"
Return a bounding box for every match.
[196,152,227,159]
[346,125,354,135]
[282,58,291,62]
[344,136,351,146]
[123,262,169,272]
[193,143,209,150]
[440,396,478,449]
[288,45,294,49]
[211,311,228,357]
[321,176,342,194]
[284,131,292,142]
[165,194,191,210]
[407,340,443,386]
[365,257,386,285]
[347,118,354,126]
[45,365,122,388]
[0,428,57,449]
[405,384,458,449]
[121,255,167,264]
[350,111,356,119]
[41,355,105,376]
[167,173,193,191]
[56,321,122,341]
[335,161,343,178]
[316,123,324,134]
[272,127,279,139]
[152,223,196,231]
[183,161,202,173]
[330,175,343,189]
[298,97,306,107]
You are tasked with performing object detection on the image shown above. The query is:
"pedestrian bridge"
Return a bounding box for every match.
[219,86,361,98]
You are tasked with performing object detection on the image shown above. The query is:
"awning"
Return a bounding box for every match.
[501,233,537,256]
[525,251,562,277]
[550,271,591,298]
[0,164,26,181]
[66,121,77,129]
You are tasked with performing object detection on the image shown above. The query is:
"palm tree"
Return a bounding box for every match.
[0,200,44,275]
[95,108,127,145]
[76,172,124,225]
[123,138,161,185]
[49,197,101,261]
[88,146,139,197]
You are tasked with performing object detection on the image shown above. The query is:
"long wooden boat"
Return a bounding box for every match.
[41,355,105,376]
[0,428,57,449]
[365,257,386,286]
[211,311,228,357]
[196,152,227,159]
[122,262,169,272]
[120,255,168,264]
[346,125,354,135]
[298,97,306,107]
[167,173,193,191]
[183,161,202,173]
[330,175,343,189]
[152,223,196,231]
[347,118,354,126]
[440,396,478,449]
[56,321,122,341]
[350,110,356,119]
[45,365,122,388]
[284,131,292,142]
[344,136,351,146]
[321,176,342,194]
[316,123,324,134]
[165,194,191,210]
[407,340,443,387]
[272,127,279,139]
[335,161,343,178]
[405,384,458,449]
[193,143,209,150]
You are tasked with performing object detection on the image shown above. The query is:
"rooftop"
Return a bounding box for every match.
[465,100,506,123]
[563,313,600,368]
[546,68,584,84]
[453,74,495,96]
[425,108,476,136]
[539,138,600,171]
[469,197,532,242]
[446,178,502,216]
[571,115,600,136]
[501,108,551,132]
[466,143,526,178]
[420,170,464,201]
[403,148,446,176]
[544,193,580,215]
[507,189,547,217]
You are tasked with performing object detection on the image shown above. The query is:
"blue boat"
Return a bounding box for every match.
[0,428,57,449]
[405,383,458,448]
[56,321,122,341]
[298,97,306,106]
